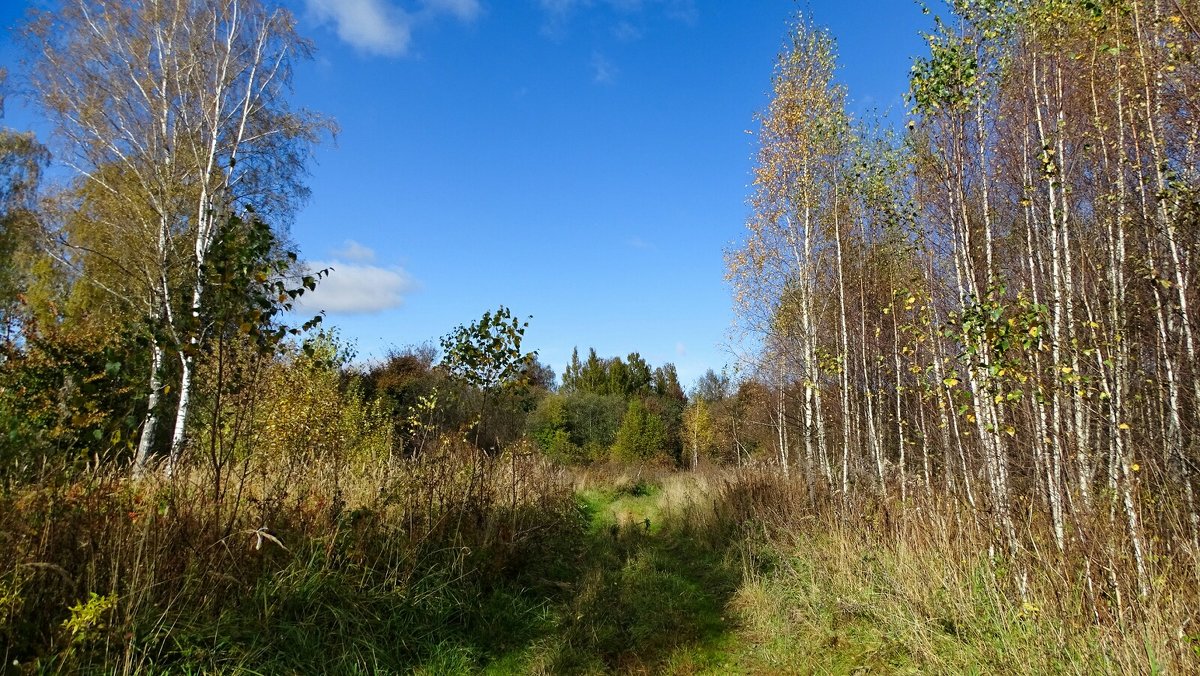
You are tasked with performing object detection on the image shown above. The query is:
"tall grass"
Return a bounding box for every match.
[4,445,1197,672]
[715,467,1200,674]
[0,440,578,673]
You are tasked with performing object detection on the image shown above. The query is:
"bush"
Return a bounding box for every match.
[611,399,667,463]
[0,323,146,481]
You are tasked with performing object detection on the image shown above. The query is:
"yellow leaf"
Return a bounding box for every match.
[1131,463,1141,472]
[1118,423,1131,430]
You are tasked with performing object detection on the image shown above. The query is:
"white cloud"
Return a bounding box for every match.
[662,0,697,25]
[591,51,617,84]
[307,0,413,56]
[675,341,687,357]
[537,0,584,39]
[613,20,642,41]
[627,235,652,249]
[423,0,482,22]
[537,0,696,38]
[298,260,414,314]
[306,0,481,56]
[608,0,644,12]
[331,239,377,263]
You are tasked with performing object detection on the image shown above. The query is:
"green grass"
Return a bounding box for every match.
[490,474,744,674]
[505,473,1183,675]
[710,524,1155,675]
[139,473,750,674]
[11,468,1193,674]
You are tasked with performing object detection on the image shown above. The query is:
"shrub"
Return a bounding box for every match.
[612,399,668,463]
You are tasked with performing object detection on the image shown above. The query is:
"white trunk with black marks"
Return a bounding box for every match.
[1023,145,1060,550]
[135,341,165,472]
[931,308,975,508]
[792,193,823,487]
[859,277,885,489]
[1030,55,1074,521]
[952,105,1019,561]
[170,2,272,469]
[916,382,932,496]
[1090,34,1135,553]
[892,310,907,505]
[834,189,853,496]
[168,352,192,474]
[1136,1,1200,543]
[777,358,790,477]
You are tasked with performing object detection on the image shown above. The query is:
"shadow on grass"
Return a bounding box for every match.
[477,480,744,674]
[119,478,746,674]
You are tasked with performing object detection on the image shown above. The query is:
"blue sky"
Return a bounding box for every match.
[1,1,931,387]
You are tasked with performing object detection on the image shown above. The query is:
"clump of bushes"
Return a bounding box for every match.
[0,344,580,673]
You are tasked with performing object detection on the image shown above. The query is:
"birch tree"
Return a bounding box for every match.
[729,0,1198,607]
[25,0,331,472]
[728,18,847,485]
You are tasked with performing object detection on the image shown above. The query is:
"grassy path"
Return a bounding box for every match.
[465,474,747,675]
[8,469,1180,672]
[419,472,1122,674]
[464,472,931,674]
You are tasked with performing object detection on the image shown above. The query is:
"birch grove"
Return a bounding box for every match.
[729,0,1200,602]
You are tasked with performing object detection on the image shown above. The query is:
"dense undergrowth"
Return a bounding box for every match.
[730,494,1200,674]
[0,445,580,673]
[3,457,1198,674]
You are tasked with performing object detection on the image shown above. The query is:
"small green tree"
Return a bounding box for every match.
[562,392,626,459]
[439,306,536,393]
[612,399,667,463]
[682,399,716,470]
[527,394,588,463]
[439,306,538,452]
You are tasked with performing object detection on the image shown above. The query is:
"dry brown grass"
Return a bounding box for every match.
[0,435,576,673]
[711,467,1200,673]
